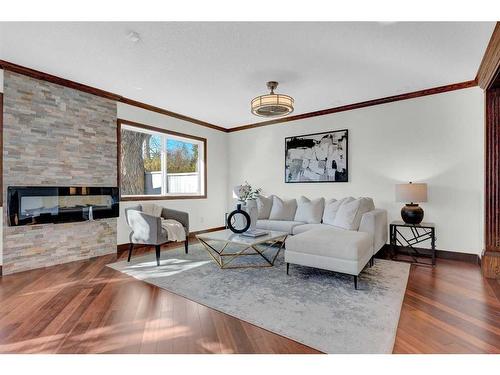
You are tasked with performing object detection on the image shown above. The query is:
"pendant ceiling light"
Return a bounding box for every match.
[251,81,294,117]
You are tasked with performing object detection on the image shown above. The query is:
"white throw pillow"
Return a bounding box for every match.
[353,197,375,229]
[269,196,297,221]
[322,197,352,225]
[333,198,359,230]
[256,195,273,219]
[333,197,375,230]
[294,196,325,224]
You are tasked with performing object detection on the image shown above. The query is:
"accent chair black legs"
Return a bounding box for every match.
[127,243,134,262]
[184,240,189,254]
[155,245,161,266]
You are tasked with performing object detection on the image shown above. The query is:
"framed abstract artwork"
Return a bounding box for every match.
[285,129,348,183]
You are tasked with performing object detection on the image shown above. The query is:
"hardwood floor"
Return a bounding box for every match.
[0,241,498,354]
[394,257,500,353]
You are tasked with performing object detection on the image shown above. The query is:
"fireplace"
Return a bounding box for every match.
[7,186,119,226]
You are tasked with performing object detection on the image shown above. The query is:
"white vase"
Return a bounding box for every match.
[242,199,258,231]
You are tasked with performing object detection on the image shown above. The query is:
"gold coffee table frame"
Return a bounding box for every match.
[196,230,288,269]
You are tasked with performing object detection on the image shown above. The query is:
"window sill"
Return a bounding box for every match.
[121,194,207,201]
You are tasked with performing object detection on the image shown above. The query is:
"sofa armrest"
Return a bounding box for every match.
[359,209,387,254]
[128,210,163,245]
[162,208,189,234]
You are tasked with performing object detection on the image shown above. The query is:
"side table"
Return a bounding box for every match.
[389,220,436,266]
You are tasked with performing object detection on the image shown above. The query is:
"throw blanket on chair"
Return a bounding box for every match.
[142,203,186,242]
[161,219,186,242]
[142,203,163,217]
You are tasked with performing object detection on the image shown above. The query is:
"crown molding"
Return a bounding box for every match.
[227,80,478,132]
[0,59,227,133]
[0,59,479,134]
[477,22,500,90]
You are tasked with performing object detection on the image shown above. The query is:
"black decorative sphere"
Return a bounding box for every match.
[401,204,424,224]
[227,204,251,233]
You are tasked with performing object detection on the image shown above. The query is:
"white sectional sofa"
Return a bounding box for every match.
[256,195,388,289]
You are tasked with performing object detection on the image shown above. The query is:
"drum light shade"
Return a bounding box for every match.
[251,81,294,117]
[395,182,428,203]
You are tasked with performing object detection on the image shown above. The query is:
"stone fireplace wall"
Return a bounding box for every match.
[2,71,117,274]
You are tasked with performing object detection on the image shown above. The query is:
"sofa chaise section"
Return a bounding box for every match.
[285,228,373,289]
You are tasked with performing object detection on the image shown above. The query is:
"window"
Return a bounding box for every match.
[118,120,206,200]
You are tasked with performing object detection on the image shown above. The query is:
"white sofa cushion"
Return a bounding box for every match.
[256,219,305,234]
[285,228,372,261]
[322,197,352,225]
[294,196,325,224]
[292,223,338,235]
[269,196,297,221]
[359,208,387,254]
[333,197,375,230]
[256,195,273,219]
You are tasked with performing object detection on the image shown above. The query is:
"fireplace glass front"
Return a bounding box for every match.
[7,186,119,226]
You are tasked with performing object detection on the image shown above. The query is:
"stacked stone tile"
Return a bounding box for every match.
[2,71,117,274]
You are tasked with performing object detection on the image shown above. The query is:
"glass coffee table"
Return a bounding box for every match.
[196,229,288,269]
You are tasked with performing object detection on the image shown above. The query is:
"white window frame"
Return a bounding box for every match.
[120,121,206,200]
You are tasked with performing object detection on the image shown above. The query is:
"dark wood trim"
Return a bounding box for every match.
[120,195,207,202]
[0,59,227,133]
[120,240,482,265]
[0,265,2,277]
[117,226,226,254]
[484,86,500,279]
[0,92,3,207]
[0,59,481,134]
[116,119,121,189]
[378,244,480,265]
[228,80,478,132]
[119,97,227,133]
[482,251,500,279]
[0,60,121,101]
[189,226,226,236]
[117,118,207,201]
[117,243,131,254]
[477,22,500,90]
[118,118,207,143]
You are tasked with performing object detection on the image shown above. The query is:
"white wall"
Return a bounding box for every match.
[117,103,228,245]
[0,68,486,257]
[228,88,485,254]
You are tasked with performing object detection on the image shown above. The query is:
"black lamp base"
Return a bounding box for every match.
[401,204,424,224]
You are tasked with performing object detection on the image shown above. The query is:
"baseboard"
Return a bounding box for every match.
[0,265,2,277]
[378,244,480,264]
[189,226,226,237]
[117,243,131,253]
[117,226,226,254]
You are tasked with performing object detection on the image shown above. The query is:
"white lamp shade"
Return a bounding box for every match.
[395,183,427,203]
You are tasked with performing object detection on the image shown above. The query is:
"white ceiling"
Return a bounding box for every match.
[0,22,495,128]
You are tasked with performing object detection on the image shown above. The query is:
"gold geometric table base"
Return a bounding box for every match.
[197,235,287,269]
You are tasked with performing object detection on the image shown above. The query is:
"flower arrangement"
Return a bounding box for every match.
[233,181,262,202]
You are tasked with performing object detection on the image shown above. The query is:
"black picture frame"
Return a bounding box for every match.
[285,129,348,183]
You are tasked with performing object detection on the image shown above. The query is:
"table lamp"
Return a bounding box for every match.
[395,182,427,224]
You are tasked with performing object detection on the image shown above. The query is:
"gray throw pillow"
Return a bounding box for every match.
[269,196,297,221]
[256,195,273,219]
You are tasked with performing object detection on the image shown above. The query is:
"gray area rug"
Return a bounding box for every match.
[108,242,410,353]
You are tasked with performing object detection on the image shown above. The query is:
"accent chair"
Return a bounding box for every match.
[125,205,190,266]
